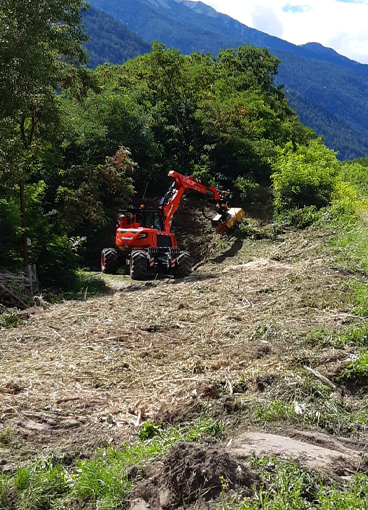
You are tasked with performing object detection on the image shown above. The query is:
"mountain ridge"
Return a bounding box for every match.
[86,0,368,160]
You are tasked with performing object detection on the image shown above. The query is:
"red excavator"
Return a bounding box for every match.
[101,171,245,279]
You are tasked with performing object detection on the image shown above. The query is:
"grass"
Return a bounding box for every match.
[229,457,368,510]
[0,417,223,510]
[306,323,368,349]
[0,429,13,446]
[341,352,368,386]
[45,271,113,303]
[235,370,368,437]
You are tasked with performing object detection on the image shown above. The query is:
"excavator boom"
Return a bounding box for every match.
[160,170,244,234]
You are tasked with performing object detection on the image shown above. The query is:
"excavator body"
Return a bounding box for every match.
[101,171,245,279]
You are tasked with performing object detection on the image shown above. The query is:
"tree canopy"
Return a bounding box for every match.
[0,22,336,290]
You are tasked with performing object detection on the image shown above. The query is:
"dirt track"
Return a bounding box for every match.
[0,225,364,471]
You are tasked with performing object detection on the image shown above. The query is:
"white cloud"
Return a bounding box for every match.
[190,0,368,64]
[251,5,284,38]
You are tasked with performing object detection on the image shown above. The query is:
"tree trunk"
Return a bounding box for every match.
[19,181,29,273]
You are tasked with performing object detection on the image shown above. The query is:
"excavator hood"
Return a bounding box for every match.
[212,207,245,234]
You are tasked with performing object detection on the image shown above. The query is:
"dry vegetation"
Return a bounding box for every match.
[1,219,365,456]
[2,216,368,508]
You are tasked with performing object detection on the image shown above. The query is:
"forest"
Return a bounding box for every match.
[83,7,151,68]
[88,0,368,161]
[0,0,363,293]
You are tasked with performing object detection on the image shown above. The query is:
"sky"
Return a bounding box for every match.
[192,0,368,64]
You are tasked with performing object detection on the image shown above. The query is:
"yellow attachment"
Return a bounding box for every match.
[214,207,245,234]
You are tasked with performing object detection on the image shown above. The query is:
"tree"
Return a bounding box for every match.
[0,0,88,272]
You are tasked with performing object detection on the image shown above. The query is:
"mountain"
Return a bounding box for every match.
[89,0,368,72]
[284,89,368,161]
[274,49,368,159]
[87,0,368,160]
[83,7,151,68]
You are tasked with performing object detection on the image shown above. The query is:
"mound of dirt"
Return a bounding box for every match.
[130,442,260,510]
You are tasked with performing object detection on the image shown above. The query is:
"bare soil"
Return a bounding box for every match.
[130,441,260,510]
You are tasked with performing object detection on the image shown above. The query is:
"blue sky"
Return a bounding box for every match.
[192,0,368,64]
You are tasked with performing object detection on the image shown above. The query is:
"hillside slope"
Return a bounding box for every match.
[83,7,151,68]
[87,0,368,160]
[3,203,368,507]
[1,216,367,476]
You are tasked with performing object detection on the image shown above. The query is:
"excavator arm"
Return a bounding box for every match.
[159,170,244,234]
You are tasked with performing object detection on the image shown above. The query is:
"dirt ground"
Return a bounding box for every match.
[0,219,365,479]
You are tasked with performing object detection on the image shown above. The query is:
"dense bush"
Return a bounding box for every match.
[272,140,339,212]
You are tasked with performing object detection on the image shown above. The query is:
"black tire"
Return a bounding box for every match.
[174,251,193,279]
[101,248,118,275]
[130,250,148,280]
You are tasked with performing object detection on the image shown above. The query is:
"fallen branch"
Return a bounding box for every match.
[303,365,337,390]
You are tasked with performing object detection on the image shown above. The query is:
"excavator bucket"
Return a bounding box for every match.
[212,207,245,234]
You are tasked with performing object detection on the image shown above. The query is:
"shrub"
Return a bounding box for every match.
[272,141,339,212]
[34,234,81,291]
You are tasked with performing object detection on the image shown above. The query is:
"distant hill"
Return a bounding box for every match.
[275,50,368,160]
[87,0,368,160]
[83,7,151,68]
[285,90,368,160]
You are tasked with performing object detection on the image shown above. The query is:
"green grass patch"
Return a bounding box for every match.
[1,417,223,510]
[341,351,368,387]
[45,271,112,303]
[350,281,368,316]
[238,373,367,436]
[0,429,13,446]
[328,210,368,275]
[254,399,297,424]
[307,324,368,348]
[235,457,368,509]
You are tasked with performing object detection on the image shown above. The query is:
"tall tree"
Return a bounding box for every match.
[0,0,88,271]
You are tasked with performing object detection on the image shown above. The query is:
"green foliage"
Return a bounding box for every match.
[339,160,368,195]
[272,141,339,212]
[0,24,342,288]
[0,428,13,445]
[4,417,222,510]
[48,271,112,303]
[0,0,88,118]
[15,458,70,509]
[307,324,368,349]
[139,422,162,440]
[233,176,260,201]
[35,234,81,291]
[0,308,22,330]
[240,457,368,509]
[0,474,10,509]
[0,198,21,271]
[90,0,368,161]
[341,351,368,386]
[329,212,368,274]
[276,206,320,229]
[254,399,297,423]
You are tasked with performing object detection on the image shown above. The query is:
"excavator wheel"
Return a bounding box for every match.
[130,250,148,280]
[101,248,118,275]
[174,251,193,279]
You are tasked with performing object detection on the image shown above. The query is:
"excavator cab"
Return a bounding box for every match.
[118,209,163,231]
[118,212,140,229]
